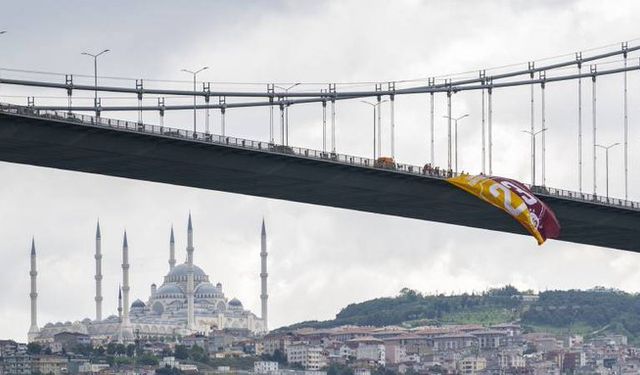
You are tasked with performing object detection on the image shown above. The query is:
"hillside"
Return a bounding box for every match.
[279,286,640,342]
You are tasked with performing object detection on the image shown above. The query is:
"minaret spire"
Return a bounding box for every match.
[95,220,103,321]
[187,212,194,264]
[28,238,39,342]
[169,225,176,270]
[186,213,195,330]
[117,286,122,320]
[119,231,133,342]
[260,218,269,331]
[121,231,130,324]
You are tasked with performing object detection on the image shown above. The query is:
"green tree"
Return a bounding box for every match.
[116,344,127,355]
[174,345,188,360]
[161,347,173,357]
[114,356,133,365]
[73,344,92,356]
[156,367,183,375]
[106,343,117,355]
[189,345,207,363]
[27,342,43,354]
[93,345,105,356]
[270,349,287,364]
[138,354,159,366]
[126,344,136,357]
[326,363,354,375]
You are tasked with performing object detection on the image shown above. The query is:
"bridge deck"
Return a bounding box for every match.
[0,106,638,251]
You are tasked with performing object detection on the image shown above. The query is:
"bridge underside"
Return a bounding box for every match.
[0,113,638,251]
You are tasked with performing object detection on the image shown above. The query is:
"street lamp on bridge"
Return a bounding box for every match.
[522,128,548,186]
[81,49,110,118]
[443,114,469,174]
[181,66,209,134]
[596,142,620,199]
[275,83,301,145]
[361,100,388,160]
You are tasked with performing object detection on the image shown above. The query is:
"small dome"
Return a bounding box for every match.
[131,299,146,308]
[229,298,243,308]
[195,282,218,296]
[156,283,184,298]
[81,318,92,324]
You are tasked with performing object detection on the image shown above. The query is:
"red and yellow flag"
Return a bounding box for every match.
[447,174,561,245]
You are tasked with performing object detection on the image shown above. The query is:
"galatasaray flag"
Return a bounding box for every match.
[447,174,561,245]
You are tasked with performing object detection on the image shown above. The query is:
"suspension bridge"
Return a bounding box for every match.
[0,41,639,251]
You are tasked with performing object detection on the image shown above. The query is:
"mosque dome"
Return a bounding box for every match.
[131,299,146,309]
[155,283,184,299]
[165,263,209,283]
[228,298,243,309]
[195,282,219,298]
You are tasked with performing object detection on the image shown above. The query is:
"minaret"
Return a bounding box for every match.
[121,232,132,329]
[119,231,133,343]
[28,238,40,342]
[95,221,103,321]
[169,226,176,270]
[187,214,194,264]
[260,219,269,331]
[186,213,195,330]
[117,286,122,320]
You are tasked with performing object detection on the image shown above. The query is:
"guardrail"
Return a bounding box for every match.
[1,103,639,212]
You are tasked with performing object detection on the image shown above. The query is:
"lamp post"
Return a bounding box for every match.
[181,66,209,134]
[81,49,110,118]
[522,128,548,186]
[275,83,300,145]
[443,114,469,174]
[595,142,620,198]
[361,100,388,160]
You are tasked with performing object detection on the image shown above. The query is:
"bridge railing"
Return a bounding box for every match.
[1,103,639,212]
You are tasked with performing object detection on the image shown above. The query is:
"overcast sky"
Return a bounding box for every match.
[1,0,640,342]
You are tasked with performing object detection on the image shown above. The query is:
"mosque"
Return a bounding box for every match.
[27,215,269,343]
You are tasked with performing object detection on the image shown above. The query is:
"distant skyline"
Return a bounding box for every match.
[2,0,640,342]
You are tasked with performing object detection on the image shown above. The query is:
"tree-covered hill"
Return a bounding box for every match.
[278,286,640,342]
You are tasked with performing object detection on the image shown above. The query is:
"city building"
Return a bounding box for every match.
[286,343,327,371]
[254,360,279,373]
[31,356,69,375]
[457,356,487,375]
[347,337,385,366]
